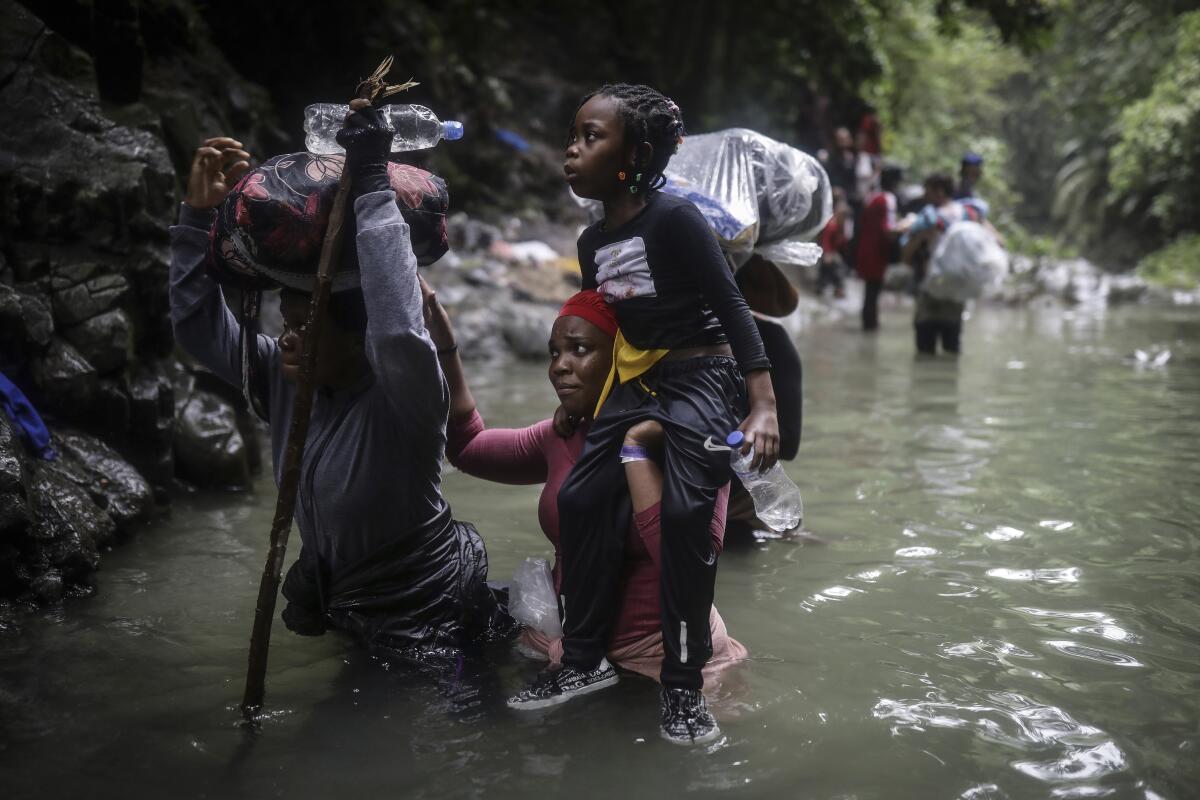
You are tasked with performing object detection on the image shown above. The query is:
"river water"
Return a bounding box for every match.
[2,302,1198,799]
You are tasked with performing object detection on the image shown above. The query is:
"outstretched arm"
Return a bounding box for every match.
[340,103,447,429]
[419,274,548,484]
[169,139,277,390]
[419,274,477,423]
[669,203,780,469]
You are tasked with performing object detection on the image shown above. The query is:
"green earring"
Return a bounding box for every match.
[629,172,642,194]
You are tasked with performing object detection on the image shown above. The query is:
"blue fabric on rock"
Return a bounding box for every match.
[0,371,56,460]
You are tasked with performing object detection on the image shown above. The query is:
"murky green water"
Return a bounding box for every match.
[2,302,1198,799]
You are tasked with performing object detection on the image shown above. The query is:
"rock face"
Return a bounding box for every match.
[0,412,153,603]
[0,0,279,606]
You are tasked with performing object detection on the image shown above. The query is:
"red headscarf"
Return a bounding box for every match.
[558,289,618,338]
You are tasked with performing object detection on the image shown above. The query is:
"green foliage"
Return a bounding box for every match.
[935,0,1055,49]
[1137,234,1200,288]
[1002,221,1078,261]
[1049,140,1111,244]
[1010,1,1194,261]
[871,2,1028,230]
[1108,10,1200,235]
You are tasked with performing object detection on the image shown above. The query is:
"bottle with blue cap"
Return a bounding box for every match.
[303,103,464,155]
[725,430,803,532]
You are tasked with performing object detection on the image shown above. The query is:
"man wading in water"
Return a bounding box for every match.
[168,105,510,676]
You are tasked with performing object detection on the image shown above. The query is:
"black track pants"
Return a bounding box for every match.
[914,319,962,354]
[862,279,883,330]
[558,356,746,690]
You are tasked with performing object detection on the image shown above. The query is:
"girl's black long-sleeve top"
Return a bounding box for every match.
[577,191,770,373]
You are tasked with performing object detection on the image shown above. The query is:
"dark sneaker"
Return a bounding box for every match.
[660,687,721,745]
[507,658,618,710]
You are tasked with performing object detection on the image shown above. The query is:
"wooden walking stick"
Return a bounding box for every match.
[240,57,418,721]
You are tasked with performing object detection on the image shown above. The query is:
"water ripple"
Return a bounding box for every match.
[1044,640,1144,668]
[939,639,1038,666]
[874,689,1107,748]
[988,567,1081,585]
[1014,740,1126,782]
[896,546,940,558]
[1066,624,1141,644]
[986,526,1025,541]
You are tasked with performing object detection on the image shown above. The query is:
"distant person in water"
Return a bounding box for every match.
[855,164,907,331]
[168,109,509,673]
[902,172,1000,355]
[818,192,851,299]
[821,126,861,209]
[953,152,983,200]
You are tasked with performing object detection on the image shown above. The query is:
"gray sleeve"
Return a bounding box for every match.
[353,190,449,426]
[168,203,277,389]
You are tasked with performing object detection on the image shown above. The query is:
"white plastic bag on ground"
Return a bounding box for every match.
[510,557,562,638]
[925,221,1008,302]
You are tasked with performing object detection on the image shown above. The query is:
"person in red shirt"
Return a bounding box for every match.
[858,105,882,156]
[854,164,905,330]
[818,194,851,298]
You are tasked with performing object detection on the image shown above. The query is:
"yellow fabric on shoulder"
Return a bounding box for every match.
[594,330,669,417]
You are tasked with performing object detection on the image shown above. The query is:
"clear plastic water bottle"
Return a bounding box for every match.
[303,103,465,155]
[725,430,803,532]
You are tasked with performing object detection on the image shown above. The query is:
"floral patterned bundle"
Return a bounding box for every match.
[208,152,449,292]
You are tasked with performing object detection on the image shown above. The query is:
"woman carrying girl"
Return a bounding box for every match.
[421,283,747,688]
[507,84,779,744]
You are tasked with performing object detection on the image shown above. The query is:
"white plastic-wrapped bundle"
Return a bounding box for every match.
[572,128,832,270]
[663,128,832,267]
[924,221,1008,302]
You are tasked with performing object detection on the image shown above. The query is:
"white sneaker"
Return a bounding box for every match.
[507,658,618,710]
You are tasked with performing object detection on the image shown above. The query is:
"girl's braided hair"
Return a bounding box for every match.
[573,83,686,194]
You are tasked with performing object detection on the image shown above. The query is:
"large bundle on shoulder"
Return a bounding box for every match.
[924,220,1007,303]
[573,128,832,274]
[661,128,832,271]
[208,151,450,292]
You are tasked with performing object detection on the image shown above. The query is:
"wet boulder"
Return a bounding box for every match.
[30,338,97,418]
[50,272,130,327]
[61,308,134,374]
[1107,273,1148,305]
[449,307,507,359]
[26,459,114,582]
[0,413,31,535]
[0,284,54,356]
[54,429,152,528]
[500,302,560,360]
[447,212,503,253]
[174,389,251,488]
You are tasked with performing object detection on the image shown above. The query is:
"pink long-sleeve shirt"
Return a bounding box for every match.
[446,410,732,652]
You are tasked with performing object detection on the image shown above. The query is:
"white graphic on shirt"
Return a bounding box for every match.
[594,236,656,302]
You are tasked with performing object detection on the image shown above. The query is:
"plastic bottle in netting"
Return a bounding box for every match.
[303,103,465,155]
[726,430,803,532]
